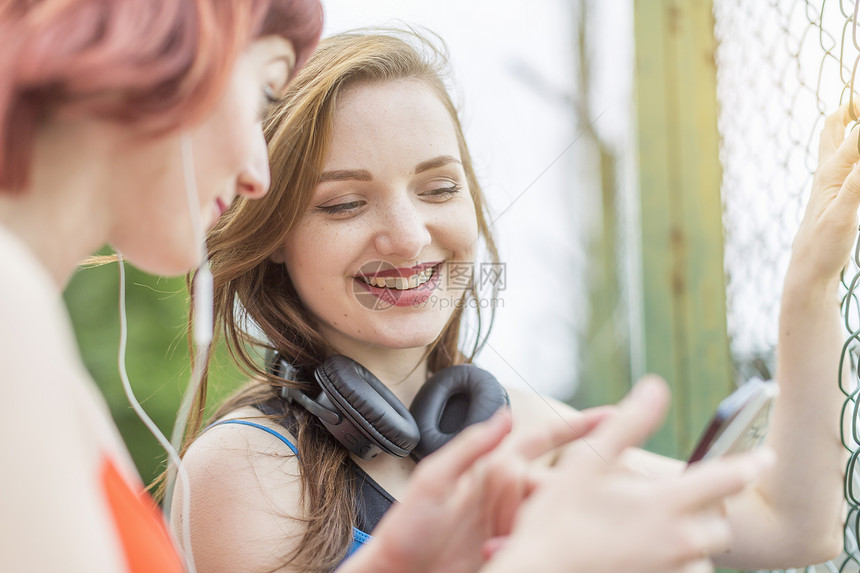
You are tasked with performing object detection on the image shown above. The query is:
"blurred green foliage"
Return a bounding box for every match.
[62,252,247,485]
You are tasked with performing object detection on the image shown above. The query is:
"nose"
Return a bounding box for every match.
[236,131,271,199]
[373,196,432,260]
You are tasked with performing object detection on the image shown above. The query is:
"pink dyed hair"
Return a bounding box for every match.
[0,0,323,191]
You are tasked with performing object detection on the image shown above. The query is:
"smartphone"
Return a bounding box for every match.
[687,378,778,464]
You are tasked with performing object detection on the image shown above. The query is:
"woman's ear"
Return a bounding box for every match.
[269,248,286,264]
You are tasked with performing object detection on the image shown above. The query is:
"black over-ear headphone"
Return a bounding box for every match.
[268,353,509,461]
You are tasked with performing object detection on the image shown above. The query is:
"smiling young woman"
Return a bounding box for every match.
[172,30,502,573]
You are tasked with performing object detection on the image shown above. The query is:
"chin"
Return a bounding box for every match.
[377,335,439,350]
[117,244,199,278]
[370,322,451,350]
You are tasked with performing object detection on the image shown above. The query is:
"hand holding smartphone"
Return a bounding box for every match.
[687,378,778,464]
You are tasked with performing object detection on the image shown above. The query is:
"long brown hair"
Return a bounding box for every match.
[185,29,500,572]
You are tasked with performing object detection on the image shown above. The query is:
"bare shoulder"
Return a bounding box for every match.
[183,406,301,464]
[0,230,128,571]
[174,406,308,573]
[505,385,578,429]
[502,386,580,466]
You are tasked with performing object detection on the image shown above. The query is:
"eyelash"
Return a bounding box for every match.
[264,86,281,104]
[315,185,462,216]
[259,86,284,119]
[316,200,366,215]
[420,184,462,199]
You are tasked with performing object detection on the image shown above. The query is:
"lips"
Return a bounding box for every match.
[355,261,442,280]
[358,266,436,290]
[215,197,228,218]
[352,261,443,309]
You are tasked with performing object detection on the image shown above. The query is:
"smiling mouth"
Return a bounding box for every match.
[357,264,440,291]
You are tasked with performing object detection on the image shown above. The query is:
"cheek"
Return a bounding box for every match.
[283,225,352,299]
[196,120,251,173]
[445,201,481,260]
[190,95,261,195]
[282,252,327,320]
[188,135,234,209]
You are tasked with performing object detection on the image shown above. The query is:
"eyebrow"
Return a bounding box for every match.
[414,155,461,174]
[318,169,373,183]
[317,155,462,184]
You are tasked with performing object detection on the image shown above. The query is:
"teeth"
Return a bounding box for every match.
[360,267,434,290]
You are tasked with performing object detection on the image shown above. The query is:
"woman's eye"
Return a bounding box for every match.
[420,184,463,200]
[258,86,282,119]
[316,200,366,215]
[263,85,280,104]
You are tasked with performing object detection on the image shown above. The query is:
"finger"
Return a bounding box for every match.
[832,159,860,217]
[556,376,670,468]
[671,448,775,509]
[505,406,616,462]
[412,408,513,489]
[820,122,860,183]
[820,102,860,164]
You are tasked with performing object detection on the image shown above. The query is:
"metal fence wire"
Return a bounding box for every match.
[713,0,860,570]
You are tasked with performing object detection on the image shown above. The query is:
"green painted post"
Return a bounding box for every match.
[575,0,631,414]
[633,0,734,458]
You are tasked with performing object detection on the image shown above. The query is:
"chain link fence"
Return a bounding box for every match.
[714,0,860,570]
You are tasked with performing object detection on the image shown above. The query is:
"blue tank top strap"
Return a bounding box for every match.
[205,419,299,457]
[348,526,373,556]
[203,418,374,555]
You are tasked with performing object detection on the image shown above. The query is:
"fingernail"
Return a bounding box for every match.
[630,377,661,403]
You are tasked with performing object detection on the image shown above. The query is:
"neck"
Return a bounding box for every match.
[335,343,430,407]
[0,118,115,288]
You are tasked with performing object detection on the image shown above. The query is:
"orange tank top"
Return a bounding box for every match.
[101,456,185,573]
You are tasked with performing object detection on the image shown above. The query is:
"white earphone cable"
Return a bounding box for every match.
[167,134,213,465]
[116,253,197,573]
[116,134,213,573]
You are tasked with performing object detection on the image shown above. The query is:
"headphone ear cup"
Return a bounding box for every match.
[315,354,420,459]
[409,364,510,461]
